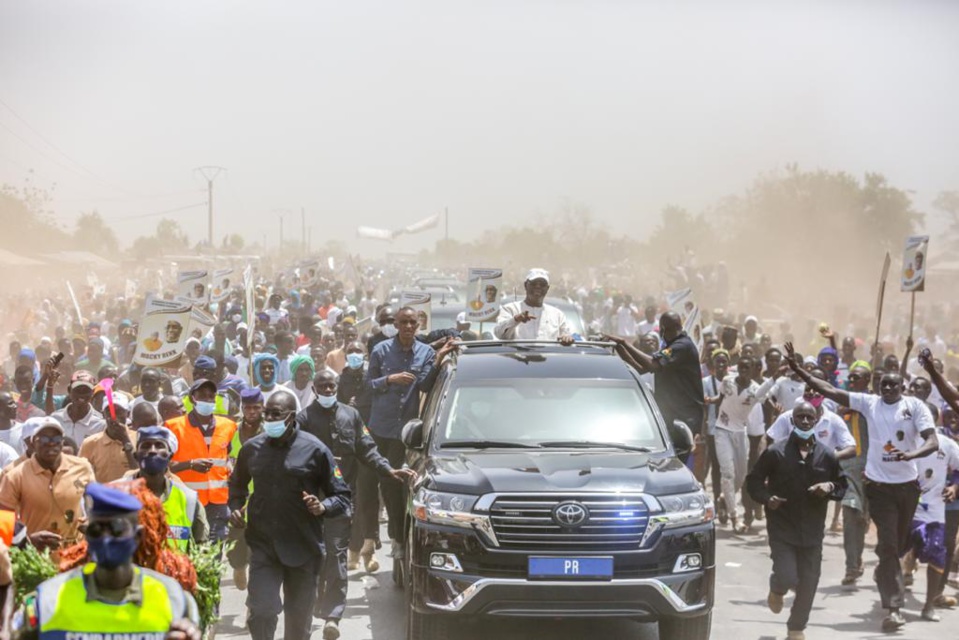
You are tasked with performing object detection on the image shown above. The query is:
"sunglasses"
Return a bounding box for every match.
[86,517,135,539]
[263,409,293,421]
[36,434,63,446]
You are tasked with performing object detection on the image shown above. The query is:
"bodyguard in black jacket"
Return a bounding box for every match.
[295,370,415,636]
[746,400,845,640]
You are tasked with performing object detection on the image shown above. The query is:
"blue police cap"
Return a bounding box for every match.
[194,355,216,370]
[84,483,142,517]
[241,388,264,405]
[136,426,178,455]
[190,378,218,396]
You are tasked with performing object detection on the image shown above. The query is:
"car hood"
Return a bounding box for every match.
[422,450,698,496]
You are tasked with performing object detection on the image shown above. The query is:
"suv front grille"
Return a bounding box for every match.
[488,495,650,551]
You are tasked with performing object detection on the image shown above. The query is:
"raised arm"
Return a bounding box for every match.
[784,342,850,407]
[919,348,959,415]
[900,336,913,380]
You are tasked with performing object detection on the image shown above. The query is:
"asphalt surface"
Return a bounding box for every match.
[219,520,959,640]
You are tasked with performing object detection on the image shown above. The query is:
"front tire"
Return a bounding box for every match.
[658,612,711,640]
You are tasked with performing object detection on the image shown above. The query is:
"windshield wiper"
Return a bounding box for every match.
[537,440,654,453]
[440,440,542,449]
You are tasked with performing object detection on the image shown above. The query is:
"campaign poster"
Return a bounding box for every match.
[466,268,502,323]
[901,235,929,292]
[666,288,703,354]
[300,260,320,287]
[210,268,234,303]
[188,306,217,341]
[177,270,209,304]
[399,291,432,334]
[133,297,193,367]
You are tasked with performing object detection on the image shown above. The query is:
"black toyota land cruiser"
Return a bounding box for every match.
[398,341,715,640]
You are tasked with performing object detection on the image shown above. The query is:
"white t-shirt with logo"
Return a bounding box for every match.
[716,375,777,432]
[915,435,959,524]
[771,378,805,411]
[849,393,935,484]
[766,409,856,452]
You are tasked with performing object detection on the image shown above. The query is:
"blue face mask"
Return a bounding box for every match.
[317,394,337,409]
[139,454,169,476]
[793,427,816,441]
[88,534,138,569]
[263,419,289,438]
[345,353,365,370]
[194,401,216,417]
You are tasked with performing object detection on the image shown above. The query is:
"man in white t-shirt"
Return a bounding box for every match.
[905,434,959,620]
[615,296,640,339]
[715,354,779,533]
[494,269,573,345]
[785,342,938,633]
[636,304,659,338]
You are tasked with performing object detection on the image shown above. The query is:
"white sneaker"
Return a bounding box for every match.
[323,620,340,640]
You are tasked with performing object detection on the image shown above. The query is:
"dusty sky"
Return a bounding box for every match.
[1,0,957,256]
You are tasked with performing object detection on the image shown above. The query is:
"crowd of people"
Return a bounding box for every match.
[0,260,956,640]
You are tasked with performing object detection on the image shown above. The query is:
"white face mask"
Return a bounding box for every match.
[380,324,398,339]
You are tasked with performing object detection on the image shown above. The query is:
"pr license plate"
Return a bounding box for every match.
[528,556,614,580]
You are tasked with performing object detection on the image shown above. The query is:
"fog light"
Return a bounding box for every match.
[673,553,702,573]
[430,553,463,573]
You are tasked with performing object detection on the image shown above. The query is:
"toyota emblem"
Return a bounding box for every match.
[552,502,588,527]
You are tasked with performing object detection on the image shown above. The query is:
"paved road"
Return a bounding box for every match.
[219,523,959,640]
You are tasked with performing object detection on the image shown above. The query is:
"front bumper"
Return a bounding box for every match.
[409,519,715,619]
[414,569,714,618]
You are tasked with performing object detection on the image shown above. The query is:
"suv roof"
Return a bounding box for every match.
[452,340,636,381]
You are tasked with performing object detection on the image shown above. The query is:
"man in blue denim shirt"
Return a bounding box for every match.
[366,307,456,557]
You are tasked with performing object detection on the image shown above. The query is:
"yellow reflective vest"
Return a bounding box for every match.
[32,562,198,640]
[163,482,198,551]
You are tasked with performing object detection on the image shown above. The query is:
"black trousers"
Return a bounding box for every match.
[372,435,408,543]
[350,465,380,552]
[247,543,320,640]
[865,480,921,610]
[316,513,351,621]
[769,539,822,632]
[939,509,959,596]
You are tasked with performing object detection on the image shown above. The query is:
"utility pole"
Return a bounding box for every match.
[194,166,226,248]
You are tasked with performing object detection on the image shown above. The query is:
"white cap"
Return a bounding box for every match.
[456,312,469,324]
[525,268,550,284]
[31,416,64,438]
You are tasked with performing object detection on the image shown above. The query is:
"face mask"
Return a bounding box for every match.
[232,314,242,323]
[380,324,398,339]
[194,401,216,417]
[316,394,337,409]
[793,427,816,441]
[346,353,364,370]
[263,419,288,438]
[88,535,138,569]
[140,455,169,476]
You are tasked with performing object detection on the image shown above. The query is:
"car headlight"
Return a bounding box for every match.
[412,488,498,546]
[648,491,714,529]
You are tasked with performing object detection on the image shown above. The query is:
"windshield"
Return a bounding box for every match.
[436,379,666,450]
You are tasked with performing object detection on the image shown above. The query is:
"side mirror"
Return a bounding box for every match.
[401,419,425,450]
[669,420,694,463]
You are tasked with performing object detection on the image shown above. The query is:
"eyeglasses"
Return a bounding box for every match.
[86,517,135,539]
[263,409,293,421]
[36,435,63,446]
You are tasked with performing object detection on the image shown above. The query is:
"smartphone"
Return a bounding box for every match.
[52,352,65,367]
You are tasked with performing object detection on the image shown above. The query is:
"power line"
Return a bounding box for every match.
[0,96,153,198]
[105,201,208,222]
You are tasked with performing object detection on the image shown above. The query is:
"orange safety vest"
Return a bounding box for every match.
[0,510,15,546]
[166,415,237,506]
